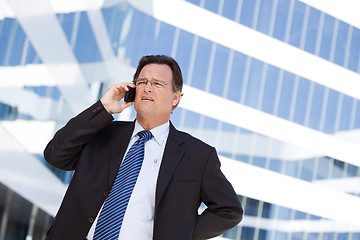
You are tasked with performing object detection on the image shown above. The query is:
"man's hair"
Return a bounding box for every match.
[133,55,183,109]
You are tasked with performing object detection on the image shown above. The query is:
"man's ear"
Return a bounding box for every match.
[172,91,181,107]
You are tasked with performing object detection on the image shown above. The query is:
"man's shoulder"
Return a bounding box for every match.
[110,120,133,127]
[101,120,134,133]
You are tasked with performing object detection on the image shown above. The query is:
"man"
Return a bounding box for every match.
[44,55,243,240]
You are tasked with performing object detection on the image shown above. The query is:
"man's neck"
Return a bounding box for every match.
[136,115,170,131]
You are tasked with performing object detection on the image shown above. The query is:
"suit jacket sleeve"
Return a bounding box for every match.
[192,147,243,239]
[44,100,114,171]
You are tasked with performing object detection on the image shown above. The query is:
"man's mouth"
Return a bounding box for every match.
[142,96,154,101]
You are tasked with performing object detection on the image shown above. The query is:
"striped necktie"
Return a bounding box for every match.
[93,130,153,240]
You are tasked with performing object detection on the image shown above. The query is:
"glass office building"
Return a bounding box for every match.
[1,0,360,239]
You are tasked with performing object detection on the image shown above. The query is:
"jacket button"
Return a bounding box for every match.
[104,191,108,197]
[89,217,94,223]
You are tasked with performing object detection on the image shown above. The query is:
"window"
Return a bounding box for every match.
[304,7,321,54]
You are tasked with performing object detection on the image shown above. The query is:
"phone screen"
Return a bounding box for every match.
[124,87,136,102]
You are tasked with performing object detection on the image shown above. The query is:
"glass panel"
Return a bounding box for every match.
[123,10,157,66]
[269,158,283,173]
[222,0,238,21]
[253,156,266,168]
[101,4,128,55]
[332,159,345,178]
[339,94,353,131]
[352,233,360,240]
[203,116,218,131]
[0,19,13,65]
[323,232,335,240]
[209,45,229,97]
[308,233,320,240]
[274,231,288,240]
[227,52,247,102]
[185,0,201,6]
[347,164,358,177]
[259,229,269,240]
[57,12,75,44]
[291,232,304,240]
[309,84,325,130]
[239,0,257,27]
[25,39,41,64]
[218,122,236,158]
[285,161,299,177]
[245,197,259,216]
[324,89,339,133]
[355,101,360,129]
[300,158,314,181]
[261,202,271,218]
[222,225,238,239]
[261,65,280,114]
[236,154,249,163]
[241,227,255,240]
[175,30,194,82]
[10,22,26,66]
[256,0,273,35]
[334,21,349,66]
[310,214,321,220]
[153,22,175,56]
[304,7,321,54]
[183,109,202,129]
[319,15,335,60]
[0,19,26,66]
[289,1,306,47]
[294,210,307,219]
[277,71,295,119]
[245,58,264,108]
[204,0,220,13]
[273,0,290,41]
[338,233,349,240]
[316,157,330,180]
[278,206,292,220]
[191,37,212,90]
[348,27,360,72]
[293,77,310,125]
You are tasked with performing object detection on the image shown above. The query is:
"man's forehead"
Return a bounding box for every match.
[139,64,172,80]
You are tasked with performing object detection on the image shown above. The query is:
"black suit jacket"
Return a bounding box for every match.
[44,101,243,240]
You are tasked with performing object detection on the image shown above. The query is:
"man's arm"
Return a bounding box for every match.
[44,82,135,171]
[192,148,243,239]
[44,101,114,171]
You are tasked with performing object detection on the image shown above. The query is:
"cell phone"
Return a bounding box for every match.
[124,87,136,102]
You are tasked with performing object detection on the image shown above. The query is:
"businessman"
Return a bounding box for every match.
[44,55,243,239]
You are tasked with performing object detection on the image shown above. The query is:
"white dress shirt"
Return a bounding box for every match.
[87,121,169,240]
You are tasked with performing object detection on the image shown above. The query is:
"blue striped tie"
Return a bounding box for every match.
[93,130,153,240]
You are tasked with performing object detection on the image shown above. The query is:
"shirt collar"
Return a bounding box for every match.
[132,121,170,146]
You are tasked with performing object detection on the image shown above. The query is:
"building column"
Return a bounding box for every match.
[25,204,39,240]
[0,188,12,240]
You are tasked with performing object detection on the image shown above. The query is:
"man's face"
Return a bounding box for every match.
[134,63,181,122]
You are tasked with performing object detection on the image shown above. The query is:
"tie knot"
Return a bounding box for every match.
[137,130,153,142]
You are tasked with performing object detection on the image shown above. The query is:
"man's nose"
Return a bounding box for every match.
[144,81,153,91]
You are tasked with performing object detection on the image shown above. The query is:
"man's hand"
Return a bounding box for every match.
[100,82,136,114]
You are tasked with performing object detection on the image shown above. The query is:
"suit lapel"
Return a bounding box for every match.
[108,121,135,188]
[155,123,185,210]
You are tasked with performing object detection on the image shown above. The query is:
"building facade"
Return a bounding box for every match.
[0,0,360,239]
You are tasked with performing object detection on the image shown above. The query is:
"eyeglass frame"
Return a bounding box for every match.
[134,78,169,89]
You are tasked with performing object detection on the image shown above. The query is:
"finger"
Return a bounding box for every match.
[121,101,133,110]
[122,82,136,92]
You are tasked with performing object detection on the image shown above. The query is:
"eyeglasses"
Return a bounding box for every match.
[135,78,168,89]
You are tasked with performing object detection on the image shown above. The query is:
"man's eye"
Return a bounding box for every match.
[154,81,163,87]
[138,80,146,85]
